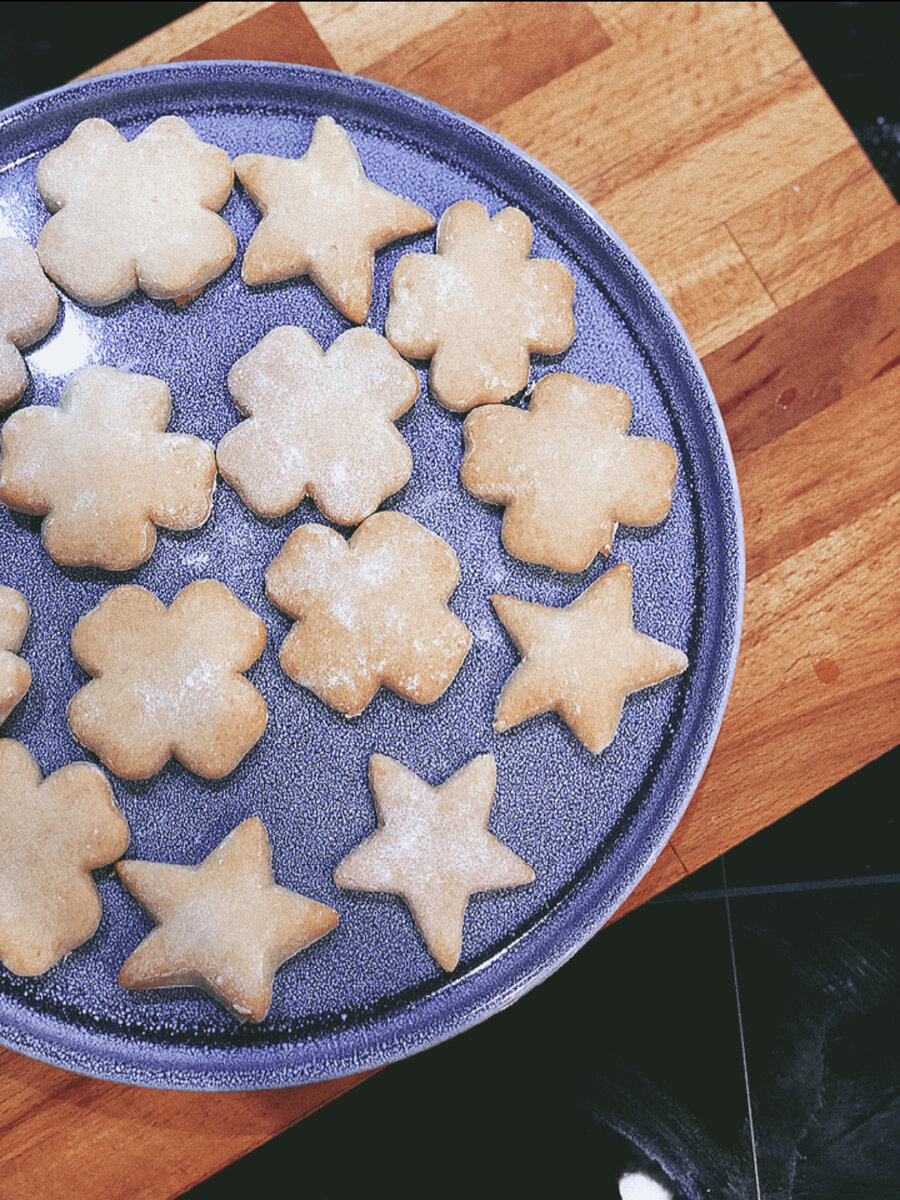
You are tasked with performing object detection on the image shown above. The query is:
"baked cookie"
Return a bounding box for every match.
[335,754,533,972]
[265,512,471,717]
[385,200,575,411]
[217,326,418,524]
[118,817,338,1022]
[0,587,31,727]
[0,237,59,410]
[0,738,129,976]
[492,563,688,753]
[235,115,434,323]
[68,581,267,780]
[461,373,678,572]
[0,365,217,571]
[36,115,235,306]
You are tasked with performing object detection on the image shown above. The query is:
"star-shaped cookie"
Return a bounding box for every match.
[117,817,338,1022]
[492,563,688,753]
[0,365,218,571]
[0,587,31,727]
[235,115,435,322]
[67,581,267,780]
[461,373,678,572]
[265,512,472,717]
[217,326,418,524]
[385,200,576,411]
[0,237,59,410]
[0,738,129,976]
[335,754,533,971]
[36,115,236,306]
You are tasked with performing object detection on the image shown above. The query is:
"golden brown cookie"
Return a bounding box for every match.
[0,738,129,976]
[0,365,217,571]
[265,512,471,717]
[235,115,434,322]
[217,326,418,524]
[0,237,59,410]
[461,373,678,572]
[385,200,575,411]
[36,116,235,306]
[117,817,338,1022]
[67,581,267,780]
[335,754,533,971]
[0,586,31,727]
[492,563,688,753]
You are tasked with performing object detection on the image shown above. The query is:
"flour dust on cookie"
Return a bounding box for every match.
[335,753,534,972]
[117,817,338,1022]
[0,586,31,727]
[235,115,434,323]
[36,115,235,306]
[67,581,267,780]
[0,738,129,976]
[217,325,418,524]
[492,563,688,753]
[0,238,59,410]
[265,512,472,717]
[386,200,575,411]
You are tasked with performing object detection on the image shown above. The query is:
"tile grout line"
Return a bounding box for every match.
[722,856,763,1200]
[651,872,900,903]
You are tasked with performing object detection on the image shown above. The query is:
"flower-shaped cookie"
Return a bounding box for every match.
[0,237,58,410]
[265,512,472,717]
[217,326,418,524]
[0,587,31,727]
[461,373,678,572]
[336,754,533,971]
[493,563,688,753]
[67,581,267,780]
[118,818,338,1022]
[36,115,236,306]
[0,738,129,976]
[0,365,217,570]
[235,115,434,322]
[386,200,575,411]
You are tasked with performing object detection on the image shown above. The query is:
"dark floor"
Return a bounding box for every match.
[1,4,897,1198]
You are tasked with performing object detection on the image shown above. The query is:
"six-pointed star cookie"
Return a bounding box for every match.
[461,373,678,572]
[0,237,59,410]
[265,512,472,717]
[217,326,418,524]
[335,754,533,971]
[0,586,31,727]
[0,365,218,570]
[235,115,435,322]
[36,115,235,306]
[492,563,688,753]
[67,581,267,780]
[117,817,338,1022]
[0,738,129,976]
[386,200,575,411]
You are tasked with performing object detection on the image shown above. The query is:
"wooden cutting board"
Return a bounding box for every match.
[2,4,898,1196]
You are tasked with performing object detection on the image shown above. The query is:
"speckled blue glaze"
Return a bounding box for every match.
[0,62,743,1090]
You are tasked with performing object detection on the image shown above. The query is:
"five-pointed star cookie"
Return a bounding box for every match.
[335,754,533,971]
[266,512,472,717]
[461,373,678,572]
[217,326,418,524]
[36,115,235,306]
[0,365,218,570]
[492,563,688,753]
[0,237,59,410]
[0,587,31,727]
[385,200,576,411]
[117,817,338,1022]
[0,738,129,976]
[235,116,435,322]
[67,581,267,780]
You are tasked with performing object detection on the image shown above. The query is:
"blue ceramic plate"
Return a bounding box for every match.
[0,62,743,1089]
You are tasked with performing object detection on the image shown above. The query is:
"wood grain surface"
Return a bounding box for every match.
[5,3,900,1196]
